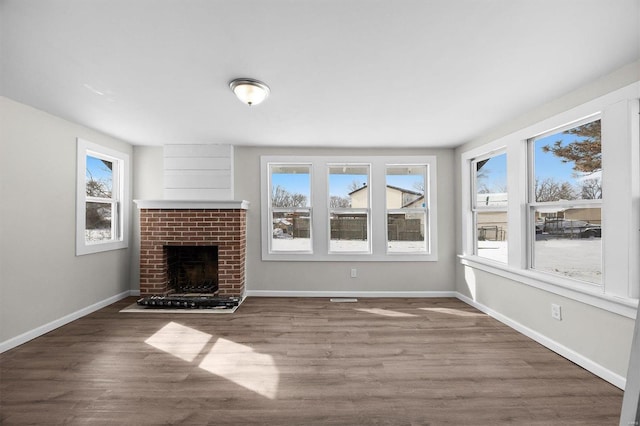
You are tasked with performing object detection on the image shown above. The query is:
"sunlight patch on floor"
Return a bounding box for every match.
[419,307,485,317]
[145,323,280,399]
[355,308,417,317]
[144,321,212,362]
[199,338,279,399]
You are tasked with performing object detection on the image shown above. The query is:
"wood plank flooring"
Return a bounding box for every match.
[0,297,623,425]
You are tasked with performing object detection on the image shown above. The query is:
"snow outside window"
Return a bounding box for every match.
[471,152,508,263]
[268,164,312,253]
[528,117,602,285]
[328,164,371,253]
[385,165,429,254]
[76,138,129,255]
[260,155,438,261]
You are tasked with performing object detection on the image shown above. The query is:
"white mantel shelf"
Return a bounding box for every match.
[134,200,250,210]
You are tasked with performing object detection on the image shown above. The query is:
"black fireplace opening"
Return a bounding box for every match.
[165,245,219,294]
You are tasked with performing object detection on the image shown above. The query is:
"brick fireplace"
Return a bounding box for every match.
[135,200,249,298]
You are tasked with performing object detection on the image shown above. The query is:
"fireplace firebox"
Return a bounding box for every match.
[166,245,218,294]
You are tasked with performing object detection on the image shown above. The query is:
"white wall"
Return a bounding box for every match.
[235,146,457,295]
[131,146,457,295]
[0,96,133,347]
[460,267,635,381]
[455,61,640,385]
[130,145,164,292]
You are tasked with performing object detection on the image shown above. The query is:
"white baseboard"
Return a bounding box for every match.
[0,290,135,353]
[245,290,458,298]
[130,289,140,296]
[455,292,626,390]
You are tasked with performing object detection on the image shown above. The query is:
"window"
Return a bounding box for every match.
[460,84,639,311]
[268,164,312,253]
[528,118,602,285]
[471,152,507,263]
[261,156,438,261]
[386,165,429,253]
[328,164,370,253]
[76,138,129,255]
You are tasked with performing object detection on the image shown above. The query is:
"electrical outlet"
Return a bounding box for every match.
[551,303,562,321]
[350,268,357,278]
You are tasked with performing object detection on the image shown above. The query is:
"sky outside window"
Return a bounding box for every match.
[271,165,311,207]
[86,155,113,197]
[475,153,506,195]
[329,166,369,207]
[386,166,426,197]
[273,165,426,202]
[533,119,602,202]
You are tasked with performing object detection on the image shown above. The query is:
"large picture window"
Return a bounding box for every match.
[261,156,438,261]
[471,152,507,263]
[76,138,129,255]
[528,117,602,285]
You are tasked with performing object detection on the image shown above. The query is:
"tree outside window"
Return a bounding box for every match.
[530,118,602,284]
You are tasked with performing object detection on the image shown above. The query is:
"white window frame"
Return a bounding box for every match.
[76,138,129,256]
[261,155,438,262]
[470,150,508,263]
[267,162,313,254]
[385,164,431,255]
[459,82,640,317]
[327,163,371,254]
[527,116,603,286]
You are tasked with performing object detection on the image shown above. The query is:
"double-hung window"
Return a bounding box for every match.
[385,165,429,253]
[471,152,508,263]
[328,164,370,253]
[461,84,639,310]
[528,117,602,285]
[268,164,312,253]
[261,155,438,261]
[76,138,129,255]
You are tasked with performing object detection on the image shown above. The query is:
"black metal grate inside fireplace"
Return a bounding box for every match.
[165,245,219,294]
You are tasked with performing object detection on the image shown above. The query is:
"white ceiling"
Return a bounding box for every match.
[1,1,638,148]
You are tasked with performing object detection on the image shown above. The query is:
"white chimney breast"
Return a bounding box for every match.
[163,144,234,200]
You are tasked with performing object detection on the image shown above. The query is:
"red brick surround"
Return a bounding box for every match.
[139,208,246,297]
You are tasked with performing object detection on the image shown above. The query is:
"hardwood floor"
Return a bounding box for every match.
[0,297,623,425]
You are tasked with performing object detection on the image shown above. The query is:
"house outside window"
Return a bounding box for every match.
[328,164,370,253]
[76,138,129,255]
[528,117,602,285]
[471,152,508,263]
[385,165,429,253]
[460,85,639,312]
[261,156,438,261]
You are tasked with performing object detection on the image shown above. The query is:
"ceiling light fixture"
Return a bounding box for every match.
[229,78,270,106]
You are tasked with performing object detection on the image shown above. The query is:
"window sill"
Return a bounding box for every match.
[458,254,638,319]
[76,240,128,256]
[263,252,438,262]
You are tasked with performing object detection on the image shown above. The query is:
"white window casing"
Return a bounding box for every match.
[76,138,129,256]
[459,82,640,315]
[261,155,438,262]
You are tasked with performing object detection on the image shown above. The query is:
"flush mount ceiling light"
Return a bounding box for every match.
[229,78,270,106]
